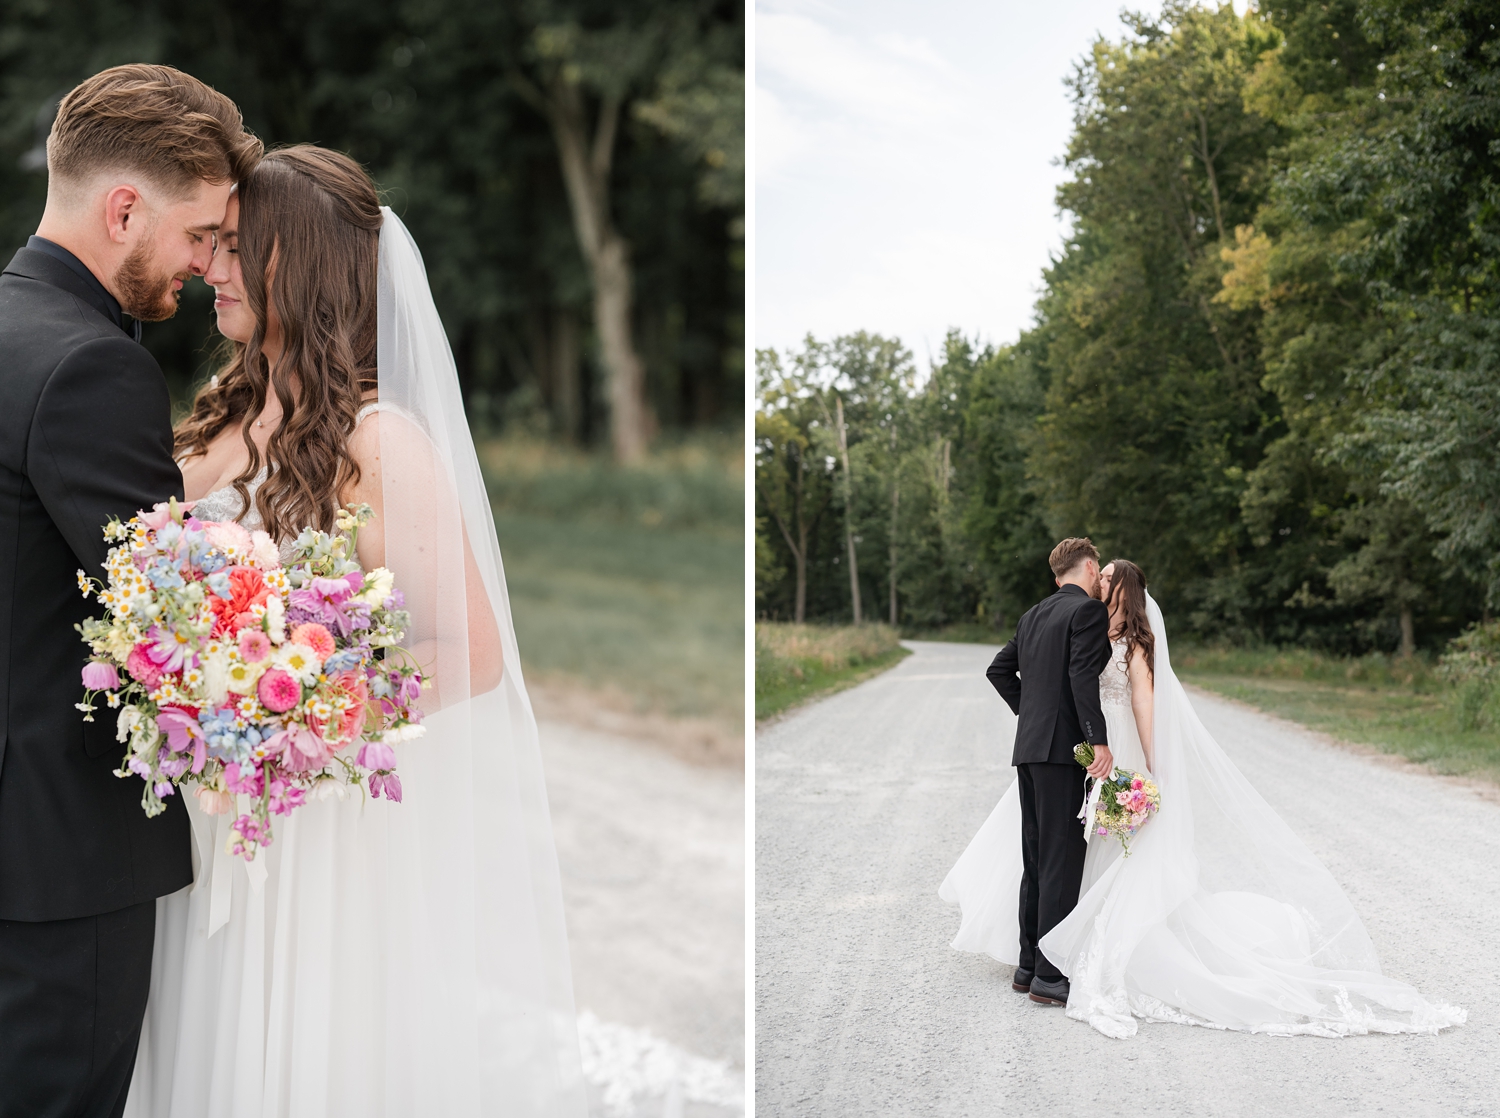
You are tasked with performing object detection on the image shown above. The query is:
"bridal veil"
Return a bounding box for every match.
[127,209,587,1115]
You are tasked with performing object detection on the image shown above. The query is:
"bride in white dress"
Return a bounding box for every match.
[940,558,1466,1040]
[125,147,586,1114]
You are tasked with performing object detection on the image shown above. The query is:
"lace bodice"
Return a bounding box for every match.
[1099,637,1131,709]
[189,466,303,566]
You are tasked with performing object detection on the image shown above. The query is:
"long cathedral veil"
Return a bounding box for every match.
[365,208,587,1109]
[124,209,586,1117]
[941,593,1464,1038]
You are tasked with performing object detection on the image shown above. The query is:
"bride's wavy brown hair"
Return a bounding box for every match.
[1106,558,1155,681]
[175,145,382,539]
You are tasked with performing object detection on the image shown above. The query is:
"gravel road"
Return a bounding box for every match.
[755,640,1499,1117]
[539,714,745,1118]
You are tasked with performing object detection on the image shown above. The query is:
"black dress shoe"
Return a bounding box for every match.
[1011,966,1034,993]
[1029,975,1070,1006]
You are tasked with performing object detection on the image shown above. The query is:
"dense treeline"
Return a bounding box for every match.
[0,0,744,458]
[756,0,1497,654]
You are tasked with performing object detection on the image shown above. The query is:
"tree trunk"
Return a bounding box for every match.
[551,308,581,443]
[835,395,862,625]
[1193,107,1227,243]
[794,523,808,624]
[889,425,899,626]
[769,451,811,624]
[1398,606,1415,658]
[889,480,899,625]
[528,71,653,463]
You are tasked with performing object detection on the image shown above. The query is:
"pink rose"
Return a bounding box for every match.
[139,501,193,531]
[257,669,301,713]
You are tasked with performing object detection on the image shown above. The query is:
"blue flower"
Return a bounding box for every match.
[147,560,185,590]
[322,648,365,673]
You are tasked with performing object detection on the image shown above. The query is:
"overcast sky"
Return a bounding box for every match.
[755,0,1248,365]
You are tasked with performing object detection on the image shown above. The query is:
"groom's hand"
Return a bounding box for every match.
[1086,745,1113,779]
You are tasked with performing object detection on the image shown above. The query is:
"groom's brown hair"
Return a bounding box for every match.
[47,64,261,197]
[1049,537,1099,578]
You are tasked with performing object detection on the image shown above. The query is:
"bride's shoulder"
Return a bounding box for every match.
[344,403,441,499]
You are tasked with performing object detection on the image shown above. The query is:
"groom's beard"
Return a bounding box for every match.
[115,239,187,322]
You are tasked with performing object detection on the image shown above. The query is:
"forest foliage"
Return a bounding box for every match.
[756,0,1499,655]
[0,0,744,455]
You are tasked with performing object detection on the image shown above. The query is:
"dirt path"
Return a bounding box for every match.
[755,639,1498,1117]
[539,713,745,1117]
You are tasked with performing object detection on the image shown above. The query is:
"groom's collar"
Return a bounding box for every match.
[1056,583,1089,598]
[4,238,140,342]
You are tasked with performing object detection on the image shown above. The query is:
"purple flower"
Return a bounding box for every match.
[81,661,120,690]
[370,771,403,802]
[357,740,397,771]
[289,577,371,637]
[153,780,175,799]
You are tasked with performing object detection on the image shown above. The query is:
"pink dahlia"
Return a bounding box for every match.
[290,622,336,660]
[257,669,302,713]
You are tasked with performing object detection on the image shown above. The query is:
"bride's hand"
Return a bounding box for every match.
[1086,744,1113,779]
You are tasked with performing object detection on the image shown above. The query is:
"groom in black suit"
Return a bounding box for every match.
[0,66,259,1117]
[986,537,1113,1006]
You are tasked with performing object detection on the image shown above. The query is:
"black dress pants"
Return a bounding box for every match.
[1016,761,1088,980]
[0,899,156,1118]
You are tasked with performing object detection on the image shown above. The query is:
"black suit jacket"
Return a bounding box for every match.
[986,583,1112,766]
[0,246,191,921]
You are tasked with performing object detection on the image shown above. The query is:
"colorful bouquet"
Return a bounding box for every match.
[75,498,425,860]
[1074,742,1160,855]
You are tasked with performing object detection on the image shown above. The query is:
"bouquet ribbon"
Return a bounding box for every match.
[190,797,269,940]
[1078,776,1106,840]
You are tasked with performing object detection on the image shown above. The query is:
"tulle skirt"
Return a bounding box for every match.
[124,691,586,1116]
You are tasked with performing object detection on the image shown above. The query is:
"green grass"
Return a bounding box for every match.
[755,622,910,721]
[1175,645,1500,784]
[483,437,744,727]
[899,622,1009,645]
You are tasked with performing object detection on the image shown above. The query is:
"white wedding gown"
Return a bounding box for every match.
[125,212,587,1115]
[939,599,1466,1039]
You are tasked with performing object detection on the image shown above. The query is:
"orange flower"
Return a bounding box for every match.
[209,566,272,638]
